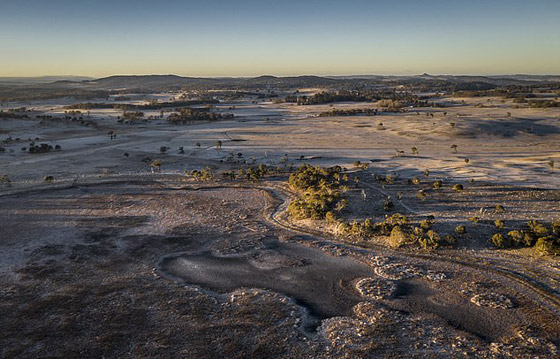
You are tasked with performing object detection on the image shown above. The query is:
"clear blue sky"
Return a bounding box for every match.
[1,0,559,77]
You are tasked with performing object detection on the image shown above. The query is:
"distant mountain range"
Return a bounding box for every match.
[1,74,559,102]
[2,74,559,90]
[0,76,93,85]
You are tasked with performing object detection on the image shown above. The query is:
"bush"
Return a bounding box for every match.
[383,198,394,211]
[389,226,408,248]
[535,237,559,256]
[523,231,537,247]
[528,220,549,237]
[453,184,464,192]
[455,225,466,235]
[186,167,213,181]
[491,233,510,248]
[444,235,457,245]
[494,219,505,230]
[553,218,560,236]
[420,220,433,230]
[432,180,442,189]
[507,230,524,246]
[150,159,162,171]
[385,213,409,226]
[419,230,440,249]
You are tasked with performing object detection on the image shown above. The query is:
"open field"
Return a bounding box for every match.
[1,75,559,358]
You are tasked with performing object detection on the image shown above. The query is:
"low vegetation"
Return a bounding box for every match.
[490,219,560,255]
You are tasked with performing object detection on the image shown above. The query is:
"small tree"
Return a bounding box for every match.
[491,233,509,248]
[452,184,464,192]
[455,225,466,235]
[150,159,162,172]
[494,219,505,230]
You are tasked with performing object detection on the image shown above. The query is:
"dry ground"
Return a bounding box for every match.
[0,176,558,358]
[1,94,559,358]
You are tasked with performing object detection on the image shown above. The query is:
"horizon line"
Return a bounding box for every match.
[2,72,560,80]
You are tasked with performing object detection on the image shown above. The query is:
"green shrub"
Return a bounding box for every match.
[364,218,374,231]
[495,204,505,213]
[335,198,348,212]
[469,216,480,224]
[444,235,457,245]
[186,167,213,181]
[453,184,464,192]
[553,218,560,236]
[535,237,559,256]
[530,222,549,237]
[150,159,162,171]
[385,213,409,226]
[507,230,524,246]
[432,180,442,189]
[419,230,440,249]
[420,220,433,230]
[523,231,537,247]
[491,233,510,248]
[383,198,394,211]
[494,219,505,230]
[325,211,338,224]
[389,226,408,248]
[454,225,466,234]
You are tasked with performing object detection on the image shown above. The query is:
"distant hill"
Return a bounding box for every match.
[1,73,559,102]
[0,76,93,86]
[80,74,342,90]
[85,75,219,89]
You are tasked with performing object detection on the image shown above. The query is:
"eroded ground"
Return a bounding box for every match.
[1,177,558,358]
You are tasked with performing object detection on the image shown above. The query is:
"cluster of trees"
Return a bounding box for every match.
[166,108,233,124]
[187,164,270,183]
[24,142,61,154]
[185,167,214,181]
[287,165,348,220]
[319,108,378,117]
[236,165,269,182]
[285,89,429,109]
[491,219,560,255]
[285,91,368,105]
[0,88,109,102]
[65,99,220,111]
[332,213,408,243]
[0,112,29,119]
[525,100,560,108]
[375,99,406,111]
[119,111,145,123]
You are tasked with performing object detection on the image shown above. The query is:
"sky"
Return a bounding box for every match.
[1,0,559,77]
